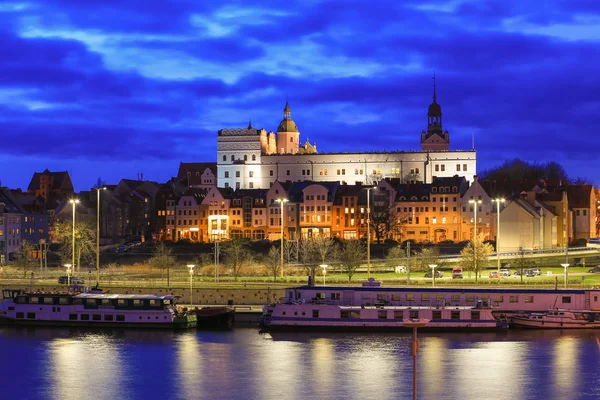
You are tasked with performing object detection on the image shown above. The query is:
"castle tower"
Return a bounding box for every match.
[421,74,450,151]
[275,102,300,154]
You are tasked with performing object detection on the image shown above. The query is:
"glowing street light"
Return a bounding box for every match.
[69,199,80,272]
[94,188,106,285]
[469,199,482,277]
[366,187,375,279]
[275,198,288,278]
[187,264,195,305]
[493,198,505,279]
[429,264,438,288]
[561,263,570,289]
[320,264,328,286]
[64,263,72,287]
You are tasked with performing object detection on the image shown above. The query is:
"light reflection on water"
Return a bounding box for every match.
[1,328,600,400]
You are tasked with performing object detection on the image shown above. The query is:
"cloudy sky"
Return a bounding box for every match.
[0,0,598,191]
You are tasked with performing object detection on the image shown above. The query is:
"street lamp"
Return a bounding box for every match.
[69,199,80,272]
[561,263,569,289]
[429,264,437,288]
[94,188,106,285]
[493,198,505,278]
[320,264,328,286]
[403,318,430,400]
[366,187,374,279]
[469,199,482,278]
[187,264,195,305]
[64,263,72,287]
[275,198,288,278]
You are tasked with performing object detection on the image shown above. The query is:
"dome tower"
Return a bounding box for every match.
[276,102,300,154]
[421,73,450,151]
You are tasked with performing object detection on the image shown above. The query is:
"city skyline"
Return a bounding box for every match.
[1,1,599,190]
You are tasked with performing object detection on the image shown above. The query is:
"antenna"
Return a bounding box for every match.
[472,132,475,150]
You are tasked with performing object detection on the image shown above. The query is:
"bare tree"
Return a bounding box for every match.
[283,239,298,265]
[313,235,338,266]
[15,240,36,277]
[298,238,320,280]
[222,238,251,281]
[460,234,494,281]
[148,242,177,285]
[339,239,366,282]
[263,246,282,281]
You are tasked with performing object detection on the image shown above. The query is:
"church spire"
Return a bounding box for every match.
[283,101,291,119]
[432,70,437,104]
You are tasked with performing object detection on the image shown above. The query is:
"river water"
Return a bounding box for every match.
[0,327,599,400]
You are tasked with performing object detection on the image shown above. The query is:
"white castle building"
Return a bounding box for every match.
[216,84,476,189]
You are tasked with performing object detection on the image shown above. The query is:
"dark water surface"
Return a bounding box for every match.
[0,327,599,400]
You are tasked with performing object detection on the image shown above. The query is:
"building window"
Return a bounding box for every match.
[290,137,293,142]
[286,170,290,176]
[249,171,254,178]
[441,165,445,171]
[225,172,229,178]
[456,164,460,171]
[236,171,240,178]
[231,155,234,161]
[249,182,254,188]
[270,170,274,176]
[236,182,240,189]
[435,165,439,172]
[224,183,230,188]
[463,164,467,171]
[252,155,256,161]
[223,155,226,161]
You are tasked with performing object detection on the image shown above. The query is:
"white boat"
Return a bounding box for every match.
[260,302,508,331]
[0,288,197,329]
[512,309,600,329]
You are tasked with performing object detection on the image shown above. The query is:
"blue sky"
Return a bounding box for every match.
[0,0,599,191]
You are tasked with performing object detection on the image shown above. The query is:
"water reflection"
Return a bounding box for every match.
[47,334,126,400]
[1,328,600,400]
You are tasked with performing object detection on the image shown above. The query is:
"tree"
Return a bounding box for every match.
[222,238,251,281]
[414,246,443,272]
[460,234,494,281]
[15,240,36,277]
[313,235,338,266]
[148,242,176,286]
[339,239,366,282]
[54,221,96,271]
[298,238,320,280]
[263,246,282,281]
[283,239,298,265]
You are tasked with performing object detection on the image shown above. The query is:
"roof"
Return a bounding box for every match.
[177,162,217,180]
[287,181,340,203]
[566,185,593,208]
[181,187,209,204]
[277,118,299,133]
[0,189,22,213]
[27,169,73,192]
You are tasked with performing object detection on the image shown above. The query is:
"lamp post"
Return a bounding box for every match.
[64,263,72,287]
[493,198,505,278]
[366,187,373,279]
[469,199,482,278]
[69,199,80,272]
[403,318,429,400]
[276,198,288,278]
[94,188,106,285]
[429,264,437,288]
[320,264,328,286]
[187,264,195,305]
[561,263,569,289]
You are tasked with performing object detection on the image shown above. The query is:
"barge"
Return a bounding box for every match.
[0,288,197,329]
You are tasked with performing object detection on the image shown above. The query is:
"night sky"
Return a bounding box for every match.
[1,0,598,191]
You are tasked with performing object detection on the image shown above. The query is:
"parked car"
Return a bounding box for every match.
[530,268,542,276]
[588,266,600,273]
[58,276,84,285]
[424,270,443,278]
[452,267,463,279]
[499,268,511,277]
[489,271,499,278]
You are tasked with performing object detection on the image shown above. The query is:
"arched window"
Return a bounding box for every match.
[244,155,248,161]
[252,155,256,161]
[290,137,293,142]
[231,155,234,161]
[222,155,226,161]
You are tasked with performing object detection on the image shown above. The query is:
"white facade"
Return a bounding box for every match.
[216,100,476,190]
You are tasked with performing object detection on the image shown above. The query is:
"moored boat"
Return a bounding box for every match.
[512,309,600,329]
[188,306,235,330]
[0,288,197,329]
[260,302,508,332]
